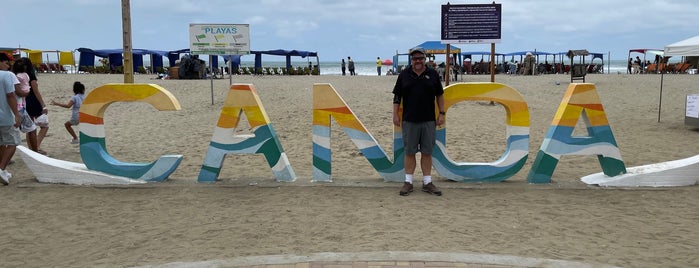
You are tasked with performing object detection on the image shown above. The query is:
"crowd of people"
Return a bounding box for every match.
[0,53,82,185]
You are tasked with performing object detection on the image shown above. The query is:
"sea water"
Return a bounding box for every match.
[237,59,638,76]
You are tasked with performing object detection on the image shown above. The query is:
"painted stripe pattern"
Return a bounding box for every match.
[312,83,404,182]
[527,83,626,183]
[79,83,183,182]
[198,84,296,182]
[433,82,530,182]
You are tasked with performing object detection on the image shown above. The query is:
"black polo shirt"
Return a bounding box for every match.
[392,66,444,123]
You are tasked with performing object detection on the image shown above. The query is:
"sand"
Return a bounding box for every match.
[1,72,698,267]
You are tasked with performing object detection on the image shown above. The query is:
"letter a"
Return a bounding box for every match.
[527,83,626,183]
[198,84,296,182]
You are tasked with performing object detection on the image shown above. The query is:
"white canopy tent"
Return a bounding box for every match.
[658,35,699,122]
[664,35,699,57]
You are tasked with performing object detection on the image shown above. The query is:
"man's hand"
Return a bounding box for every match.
[393,113,401,127]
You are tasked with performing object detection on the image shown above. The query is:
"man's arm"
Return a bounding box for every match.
[436,94,445,126]
[6,92,20,128]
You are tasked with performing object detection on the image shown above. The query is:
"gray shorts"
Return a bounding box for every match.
[0,126,22,146]
[401,121,436,155]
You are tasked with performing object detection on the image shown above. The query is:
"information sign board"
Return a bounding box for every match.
[441,4,501,44]
[189,24,250,55]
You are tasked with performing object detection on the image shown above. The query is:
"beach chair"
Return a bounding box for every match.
[647,63,656,73]
[668,64,676,73]
[49,63,60,73]
[39,63,50,73]
[679,63,691,73]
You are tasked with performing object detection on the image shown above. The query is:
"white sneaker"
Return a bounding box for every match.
[0,169,10,185]
[70,139,80,144]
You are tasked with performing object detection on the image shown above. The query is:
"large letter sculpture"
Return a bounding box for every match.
[432,82,530,182]
[312,83,404,182]
[198,84,296,182]
[527,83,626,183]
[80,84,183,182]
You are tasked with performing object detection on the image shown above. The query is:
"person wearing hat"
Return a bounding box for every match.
[392,47,445,196]
[0,52,22,185]
[523,52,535,75]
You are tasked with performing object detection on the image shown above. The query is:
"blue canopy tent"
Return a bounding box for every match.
[251,49,319,74]
[78,48,171,73]
[413,41,462,64]
[170,49,318,75]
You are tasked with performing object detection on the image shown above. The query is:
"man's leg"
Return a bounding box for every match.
[420,153,431,177]
[421,153,442,196]
[399,153,417,196]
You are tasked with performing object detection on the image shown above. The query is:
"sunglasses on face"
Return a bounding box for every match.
[411,57,426,61]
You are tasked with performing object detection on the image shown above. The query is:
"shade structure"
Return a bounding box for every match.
[412,41,461,54]
[664,35,699,57]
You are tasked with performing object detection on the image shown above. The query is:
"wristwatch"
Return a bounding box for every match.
[439,111,445,115]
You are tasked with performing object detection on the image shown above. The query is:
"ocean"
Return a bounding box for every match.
[58,58,672,76]
[237,59,636,76]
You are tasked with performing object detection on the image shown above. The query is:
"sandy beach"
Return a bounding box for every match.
[2,72,699,267]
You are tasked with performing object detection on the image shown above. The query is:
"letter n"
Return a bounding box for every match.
[312,83,403,182]
[527,83,626,183]
[198,84,296,182]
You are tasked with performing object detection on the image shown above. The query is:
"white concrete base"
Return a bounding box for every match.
[581,154,699,187]
[17,146,146,185]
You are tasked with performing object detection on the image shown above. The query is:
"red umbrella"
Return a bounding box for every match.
[382,59,393,65]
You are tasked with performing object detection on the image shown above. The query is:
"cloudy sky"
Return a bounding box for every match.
[4,0,697,61]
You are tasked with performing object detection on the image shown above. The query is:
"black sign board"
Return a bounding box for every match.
[441,3,502,44]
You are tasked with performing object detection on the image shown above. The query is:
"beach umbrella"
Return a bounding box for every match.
[382,59,393,65]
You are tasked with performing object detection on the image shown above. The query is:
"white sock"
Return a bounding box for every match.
[423,175,432,185]
[405,174,413,184]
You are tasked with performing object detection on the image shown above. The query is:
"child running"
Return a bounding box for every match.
[50,81,85,144]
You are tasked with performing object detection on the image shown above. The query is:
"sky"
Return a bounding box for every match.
[3,0,698,62]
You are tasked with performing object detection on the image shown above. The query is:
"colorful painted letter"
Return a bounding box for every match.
[527,83,626,183]
[198,84,296,182]
[312,83,404,182]
[433,82,530,182]
[80,83,183,182]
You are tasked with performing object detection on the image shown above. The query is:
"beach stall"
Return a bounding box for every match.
[662,34,699,125]
[567,49,589,82]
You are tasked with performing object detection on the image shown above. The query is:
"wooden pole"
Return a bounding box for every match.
[445,45,451,86]
[121,0,134,83]
[490,43,495,82]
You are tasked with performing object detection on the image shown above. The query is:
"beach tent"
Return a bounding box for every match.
[657,35,699,122]
[78,48,174,73]
[251,49,319,74]
[664,35,699,57]
[414,41,461,54]
[628,49,663,74]
[413,41,462,66]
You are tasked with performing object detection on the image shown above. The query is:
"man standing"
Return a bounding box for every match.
[392,47,445,196]
[376,56,382,76]
[347,56,355,76]
[341,59,346,76]
[0,53,21,185]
